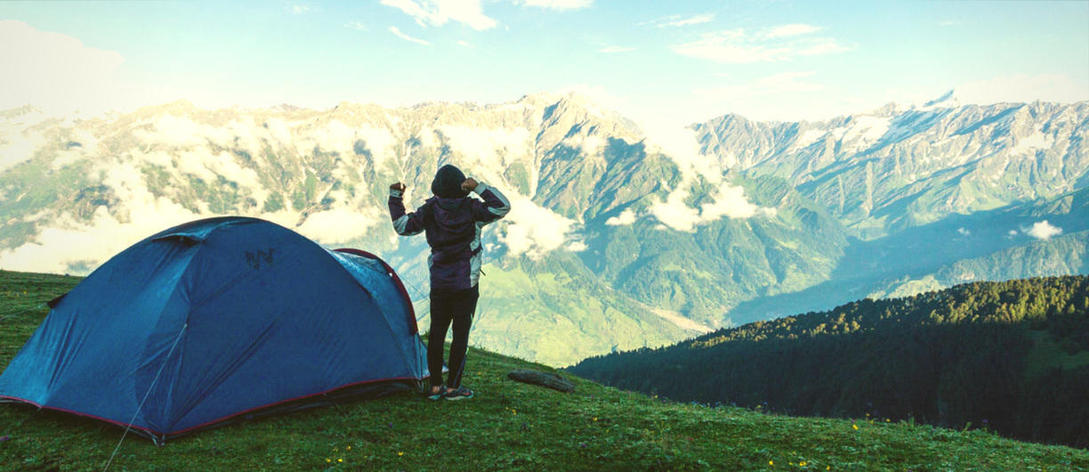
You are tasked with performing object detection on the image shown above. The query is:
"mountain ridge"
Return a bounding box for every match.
[1,93,1087,365]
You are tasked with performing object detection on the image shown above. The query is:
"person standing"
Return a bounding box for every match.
[388,164,511,400]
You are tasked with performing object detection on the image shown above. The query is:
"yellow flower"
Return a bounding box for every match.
[852,424,859,430]
[800,461,807,467]
[593,417,598,422]
[338,459,343,463]
[397,451,404,457]
[325,458,331,463]
[768,460,773,466]
[346,445,352,451]
[826,467,831,471]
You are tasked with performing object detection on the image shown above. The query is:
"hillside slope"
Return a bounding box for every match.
[570,276,1089,449]
[1,270,1086,471]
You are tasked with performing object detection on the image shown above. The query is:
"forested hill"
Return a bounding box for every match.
[568,276,1089,448]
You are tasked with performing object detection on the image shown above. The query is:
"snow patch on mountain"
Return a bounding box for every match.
[1009,131,1052,156]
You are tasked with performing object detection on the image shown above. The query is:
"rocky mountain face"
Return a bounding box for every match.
[0,92,1086,365]
[697,96,1089,238]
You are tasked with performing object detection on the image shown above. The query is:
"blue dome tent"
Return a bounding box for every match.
[0,217,427,444]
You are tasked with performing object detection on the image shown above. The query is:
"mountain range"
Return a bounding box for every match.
[0,91,1086,365]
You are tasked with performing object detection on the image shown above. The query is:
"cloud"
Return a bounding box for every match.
[516,0,592,10]
[636,118,774,231]
[673,24,850,63]
[297,208,384,244]
[291,4,312,14]
[765,23,821,38]
[695,71,822,101]
[345,21,368,31]
[605,208,637,226]
[687,70,879,121]
[1025,220,1062,240]
[598,45,635,53]
[957,227,971,236]
[956,74,1089,105]
[642,13,714,28]
[0,20,126,114]
[457,40,471,47]
[0,163,199,274]
[389,26,432,46]
[380,0,497,30]
[497,196,579,260]
[648,182,772,232]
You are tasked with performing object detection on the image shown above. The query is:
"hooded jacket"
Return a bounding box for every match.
[388,169,511,292]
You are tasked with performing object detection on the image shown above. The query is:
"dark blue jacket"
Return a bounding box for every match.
[388,182,511,292]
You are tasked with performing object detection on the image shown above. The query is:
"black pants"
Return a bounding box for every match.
[428,285,478,389]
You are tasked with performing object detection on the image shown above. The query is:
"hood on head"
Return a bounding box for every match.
[432,164,469,199]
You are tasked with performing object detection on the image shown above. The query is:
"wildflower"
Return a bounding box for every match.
[346,445,352,451]
[769,460,774,466]
[593,417,598,422]
[325,458,331,463]
[800,461,807,466]
[397,451,404,457]
[852,424,859,430]
[338,459,343,463]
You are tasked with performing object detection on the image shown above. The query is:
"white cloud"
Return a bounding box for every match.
[598,45,636,53]
[956,74,1089,105]
[345,21,368,31]
[0,162,199,274]
[457,40,471,47]
[636,118,774,231]
[642,13,714,28]
[957,227,971,236]
[686,70,881,122]
[696,70,822,101]
[297,208,384,244]
[389,26,432,46]
[673,24,850,63]
[605,208,637,226]
[1025,220,1062,240]
[516,0,592,10]
[0,20,126,115]
[291,4,312,14]
[648,182,772,232]
[765,24,821,38]
[498,196,579,260]
[380,0,497,31]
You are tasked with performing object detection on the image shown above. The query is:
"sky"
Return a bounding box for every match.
[2,0,1088,124]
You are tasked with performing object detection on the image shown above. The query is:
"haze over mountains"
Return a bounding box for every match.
[1,92,1086,365]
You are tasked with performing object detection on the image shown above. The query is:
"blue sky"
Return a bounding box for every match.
[2,0,1087,123]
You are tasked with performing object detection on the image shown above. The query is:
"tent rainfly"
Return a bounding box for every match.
[0,217,427,444]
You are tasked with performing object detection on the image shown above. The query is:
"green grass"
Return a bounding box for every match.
[1,270,1087,471]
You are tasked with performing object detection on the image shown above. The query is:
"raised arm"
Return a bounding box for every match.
[464,178,511,224]
[388,183,426,236]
